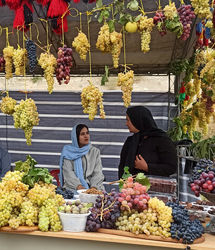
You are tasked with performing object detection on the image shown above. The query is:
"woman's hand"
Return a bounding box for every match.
[135,154,148,172]
[77,184,85,190]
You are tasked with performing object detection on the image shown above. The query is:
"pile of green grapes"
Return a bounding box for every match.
[0,171,64,232]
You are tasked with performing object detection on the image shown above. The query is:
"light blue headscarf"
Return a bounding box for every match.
[59,125,90,188]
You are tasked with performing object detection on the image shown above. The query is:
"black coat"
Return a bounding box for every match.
[118,134,177,178]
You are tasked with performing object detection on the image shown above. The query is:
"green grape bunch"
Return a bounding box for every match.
[13,98,39,145]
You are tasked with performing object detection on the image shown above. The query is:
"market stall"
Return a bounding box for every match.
[0,0,215,249]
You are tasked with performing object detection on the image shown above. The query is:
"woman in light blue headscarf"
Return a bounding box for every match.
[59,124,105,191]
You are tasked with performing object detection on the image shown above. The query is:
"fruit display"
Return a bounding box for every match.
[38,52,57,94]
[26,39,37,73]
[163,2,178,20]
[58,200,93,214]
[72,31,90,61]
[167,202,204,244]
[83,188,103,195]
[118,176,150,212]
[85,190,121,231]
[56,45,73,85]
[137,15,154,53]
[13,98,39,145]
[116,197,172,237]
[81,82,105,120]
[0,170,64,231]
[0,93,16,115]
[56,187,74,199]
[177,4,195,41]
[117,70,134,107]
[0,55,5,71]
[189,159,215,197]
[13,47,27,76]
[3,45,14,79]
[96,23,111,53]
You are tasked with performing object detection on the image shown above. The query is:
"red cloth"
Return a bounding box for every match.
[47,0,68,18]
[13,0,33,31]
[5,0,20,10]
[36,0,50,5]
[53,16,68,34]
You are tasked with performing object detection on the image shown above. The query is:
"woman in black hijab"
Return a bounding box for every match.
[118,106,177,178]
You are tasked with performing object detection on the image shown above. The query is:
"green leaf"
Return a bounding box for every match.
[127,0,139,11]
[102,9,110,20]
[101,65,109,85]
[122,166,132,180]
[108,20,115,32]
[98,13,104,23]
[96,0,103,9]
[135,173,151,191]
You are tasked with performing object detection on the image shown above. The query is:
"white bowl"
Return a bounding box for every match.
[79,192,101,204]
[58,212,90,232]
[77,189,87,194]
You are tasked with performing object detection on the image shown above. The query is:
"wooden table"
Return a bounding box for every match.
[0,231,214,250]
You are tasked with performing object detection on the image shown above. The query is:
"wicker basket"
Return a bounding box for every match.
[200,191,215,204]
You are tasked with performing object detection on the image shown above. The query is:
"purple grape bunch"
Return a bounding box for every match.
[85,189,121,232]
[0,55,5,72]
[56,45,73,85]
[177,5,195,41]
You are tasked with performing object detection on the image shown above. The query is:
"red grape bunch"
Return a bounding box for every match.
[153,11,166,36]
[177,5,195,41]
[0,56,5,71]
[56,45,73,85]
[118,176,150,212]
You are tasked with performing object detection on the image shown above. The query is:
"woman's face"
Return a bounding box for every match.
[78,127,90,147]
[126,115,139,133]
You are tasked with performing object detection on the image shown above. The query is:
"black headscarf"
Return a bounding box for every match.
[126,106,167,137]
[120,106,168,176]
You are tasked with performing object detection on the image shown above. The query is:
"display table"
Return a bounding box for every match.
[0,230,214,250]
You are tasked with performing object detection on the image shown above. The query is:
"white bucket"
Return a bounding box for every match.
[58,212,90,232]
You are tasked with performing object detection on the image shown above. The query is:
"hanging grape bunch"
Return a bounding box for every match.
[3,46,14,79]
[191,0,212,19]
[0,55,5,71]
[81,82,105,120]
[117,70,134,107]
[26,39,37,73]
[177,5,195,41]
[163,2,183,37]
[153,11,166,36]
[56,45,73,85]
[96,23,111,53]
[110,31,123,68]
[137,15,154,53]
[72,31,90,61]
[13,98,39,145]
[13,48,27,76]
[38,52,57,94]
[0,93,16,115]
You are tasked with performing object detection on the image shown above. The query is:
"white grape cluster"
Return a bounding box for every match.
[116,197,172,237]
[163,2,178,20]
[13,98,39,145]
[137,16,154,53]
[38,52,57,94]
[81,82,105,120]
[72,31,90,61]
[3,46,14,79]
[110,31,123,68]
[0,171,64,230]
[96,23,111,53]
[117,70,134,107]
[13,48,27,76]
[96,23,123,68]
[191,0,212,19]
[0,94,16,115]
